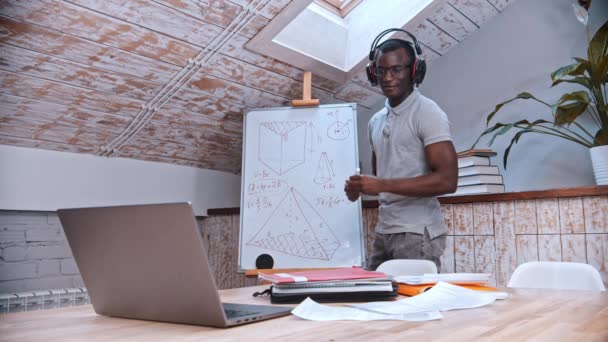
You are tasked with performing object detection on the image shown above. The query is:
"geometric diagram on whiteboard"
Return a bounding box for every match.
[258,121,307,175]
[313,152,335,184]
[246,187,341,260]
[306,122,322,157]
[326,111,352,140]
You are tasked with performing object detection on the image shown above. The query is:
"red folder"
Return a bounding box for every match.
[258,266,387,284]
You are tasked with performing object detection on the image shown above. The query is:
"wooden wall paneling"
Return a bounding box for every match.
[226,0,292,19]
[538,234,562,262]
[440,203,454,235]
[447,0,500,27]
[441,235,455,273]
[454,236,475,273]
[514,200,537,234]
[196,218,209,254]
[202,215,223,285]
[363,208,379,265]
[536,199,560,234]
[474,235,497,286]
[141,122,243,153]
[230,215,243,289]
[561,234,586,263]
[583,196,608,233]
[185,73,288,108]
[0,16,178,82]
[472,202,493,235]
[0,93,130,133]
[586,234,608,285]
[333,82,384,109]
[486,0,516,12]
[164,91,247,123]
[3,0,196,66]
[152,0,268,39]
[154,105,243,136]
[0,118,115,148]
[516,234,538,265]
[427,2,479,42]
[0,71,142,116]
[493,201,516,287]
[120,138,242,172]
[216,215,234,289]
[412,20,459,55]
[453,203,473,235]
[559,197,585,234]
[0,43,160,101]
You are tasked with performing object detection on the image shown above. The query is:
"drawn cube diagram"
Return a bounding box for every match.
[258,121,306,175]
[247,187,341,260]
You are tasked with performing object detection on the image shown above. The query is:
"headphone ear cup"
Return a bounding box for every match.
[414,59,426,85]
[366,62,378,87]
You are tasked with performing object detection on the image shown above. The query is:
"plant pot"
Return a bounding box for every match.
[590,145,608,185]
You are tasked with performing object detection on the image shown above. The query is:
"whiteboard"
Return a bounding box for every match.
[238,103,364,270]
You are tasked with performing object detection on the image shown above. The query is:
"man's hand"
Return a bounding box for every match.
[344,178,361,202]
[345,175,384,197]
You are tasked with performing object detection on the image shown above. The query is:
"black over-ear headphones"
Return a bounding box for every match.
[366,28,426,87]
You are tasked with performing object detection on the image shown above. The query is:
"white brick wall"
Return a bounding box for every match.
[0,211,79,294]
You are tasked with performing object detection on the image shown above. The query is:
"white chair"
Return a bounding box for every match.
[376,259,438,277]
[507,261,606,291]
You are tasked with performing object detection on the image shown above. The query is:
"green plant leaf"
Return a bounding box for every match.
[551,63,586,81]
[588,20,608,89]
[485,92,536,126]
[554,101,589,126]
[551,76,592,89]
[589,20,608,65]
[503,129,533,169]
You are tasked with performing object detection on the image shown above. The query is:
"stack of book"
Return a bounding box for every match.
[450,149,505,196]
[258,267,397,304]
[393,273,499,296]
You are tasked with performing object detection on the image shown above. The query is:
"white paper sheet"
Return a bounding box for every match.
[291,298,442,321]
[351,281,500,315]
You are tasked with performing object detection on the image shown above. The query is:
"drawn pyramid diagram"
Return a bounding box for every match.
[258,121,306,175]
[314,152,334,184]
[247,187,341,260]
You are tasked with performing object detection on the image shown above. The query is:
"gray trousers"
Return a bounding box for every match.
[367,229,447,271]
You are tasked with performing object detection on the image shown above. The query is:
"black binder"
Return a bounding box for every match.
[264,281,398,304]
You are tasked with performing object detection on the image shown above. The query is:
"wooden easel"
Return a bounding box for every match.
[291,71,320,107]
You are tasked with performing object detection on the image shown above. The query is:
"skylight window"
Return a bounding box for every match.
[314,0,363,18]
[247,0,436,83]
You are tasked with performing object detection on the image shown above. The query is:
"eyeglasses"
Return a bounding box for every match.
[373,64,411,78]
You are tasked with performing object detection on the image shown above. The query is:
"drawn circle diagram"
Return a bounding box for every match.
[327,122,350,140]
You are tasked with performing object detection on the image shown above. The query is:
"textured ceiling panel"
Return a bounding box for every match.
[0,0,514,173]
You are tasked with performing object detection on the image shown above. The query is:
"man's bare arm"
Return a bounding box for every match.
[346,141,458,197]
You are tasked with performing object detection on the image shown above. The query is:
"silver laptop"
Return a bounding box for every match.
[58,202,292,328]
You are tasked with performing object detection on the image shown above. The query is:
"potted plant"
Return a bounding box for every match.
[473,1,608,185]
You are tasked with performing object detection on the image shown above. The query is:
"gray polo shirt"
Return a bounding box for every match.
[368,89,452,238]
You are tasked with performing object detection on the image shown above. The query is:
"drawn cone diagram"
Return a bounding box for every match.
[314,152,335,184]
[258,121,307,175]
[247,187,341,260]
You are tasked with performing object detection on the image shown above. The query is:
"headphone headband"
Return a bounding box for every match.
[368,28,422,61]
[365,28,426,87]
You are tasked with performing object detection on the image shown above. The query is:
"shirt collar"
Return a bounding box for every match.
[384,89,419,116]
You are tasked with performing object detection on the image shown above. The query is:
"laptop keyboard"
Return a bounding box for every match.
[224,308,260,319]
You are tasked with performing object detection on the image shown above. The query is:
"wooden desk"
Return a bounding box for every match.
[1,286,607,341]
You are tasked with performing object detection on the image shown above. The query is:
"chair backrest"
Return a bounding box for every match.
[376,259,438,277]
[507,261,606,291]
